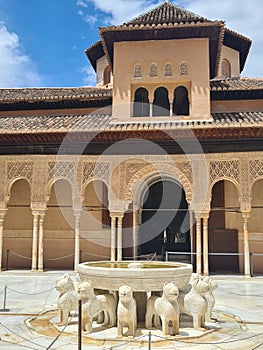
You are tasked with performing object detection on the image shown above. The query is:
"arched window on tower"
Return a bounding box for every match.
[153,87,170,116]
[149,63,158,77]
[133,87,150,117]
[164,63,173,76]
[173,86,189,116]
[134,64,142,77]
[103,65,111,85]
[222,59,231,78]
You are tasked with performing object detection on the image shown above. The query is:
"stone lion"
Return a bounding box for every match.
[78,281,116,333]
[117,285,137,337]
[145,282,179,336]
[183,278,209,330]
[203,276,217,322]
[55,273,78,326]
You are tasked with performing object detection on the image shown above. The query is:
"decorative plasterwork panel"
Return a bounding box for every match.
[209,160,240,187]
[82,162,110,186]
[7,161,33,182]
[250,159,263,183]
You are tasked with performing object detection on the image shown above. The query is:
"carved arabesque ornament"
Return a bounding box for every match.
[209,160,240,187]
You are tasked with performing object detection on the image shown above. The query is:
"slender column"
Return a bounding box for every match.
[242,213,251,277]
[203,215,209,276]
[132,208,138,260]
[31,211,39,271]
[196,217,202,274]
[150,103,153,117]
[111,215,117,261]
[0,210,7,272]
[74,211,81,271]
[117,215,123,261]
[189,210,194,265]
[38,212,45,272]
[169,101,173,116]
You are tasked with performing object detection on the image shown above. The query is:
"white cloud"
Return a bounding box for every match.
[185,0,263,77]
[0,23,42,88]
[77,0,162,25]
[81,65,96,86]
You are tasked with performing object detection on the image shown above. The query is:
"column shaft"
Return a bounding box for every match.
[38,214,45,271]
[196,217,202,274]
[31,212,39,271]
[117,216,123,261]
[243,215,251,277]
[0,217,4,272]
[74,213,81,271]
[111,216,117,261]
[203,217,209,276]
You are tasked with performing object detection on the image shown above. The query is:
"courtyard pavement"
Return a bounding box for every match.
[0,270,262,349]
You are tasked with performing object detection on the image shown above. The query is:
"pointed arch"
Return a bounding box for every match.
[133,87,150,117]
[153,87,169,116]
[173,86,189,116]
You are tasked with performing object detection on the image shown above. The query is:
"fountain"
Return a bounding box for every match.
[77,260,192,292]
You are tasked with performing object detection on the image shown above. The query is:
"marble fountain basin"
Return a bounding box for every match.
[77,260,193,292]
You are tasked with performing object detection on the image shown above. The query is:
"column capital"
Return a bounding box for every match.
[0,209,8,220]
[241,211,250,221]
[110,211,124,218]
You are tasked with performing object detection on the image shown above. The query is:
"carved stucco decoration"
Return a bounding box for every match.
[124,161,193,205]
[209,160,240,190]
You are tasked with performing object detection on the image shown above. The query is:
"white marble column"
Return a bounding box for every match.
[74,211,81,271]
[37,212,45,272]
[203,215,209,276]
[31,211,39,271]
[150,103,153,117]
[111,215,117,261]
[132,208,139,260]
[0,210,7,272]
[117,215,123,261]
[196,217,202,274]
[242,213,251,277]
[169,101,173,116]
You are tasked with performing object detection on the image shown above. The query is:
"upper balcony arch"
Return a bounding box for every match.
[153,86,170,116]
[173,86,190,116]
[133,87,150,117]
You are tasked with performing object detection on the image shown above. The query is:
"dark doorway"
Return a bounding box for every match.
[153,87,170,116]
[138,180,190,258]
[133,87,150,117]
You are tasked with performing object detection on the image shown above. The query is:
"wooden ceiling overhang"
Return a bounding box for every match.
[99,22,225,79]
[0,125,262,155]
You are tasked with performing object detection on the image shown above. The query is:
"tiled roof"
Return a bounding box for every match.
[0,112,262,134]
[0,87,112,103]
[211,77,263,91]
[125,1,210,25]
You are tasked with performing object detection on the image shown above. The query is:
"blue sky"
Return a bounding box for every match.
[0,0,262,88]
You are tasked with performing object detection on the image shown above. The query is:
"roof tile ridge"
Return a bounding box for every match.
[225,27,252,43]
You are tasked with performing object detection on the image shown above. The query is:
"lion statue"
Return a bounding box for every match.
[145,282,179,336]
[117,285,137,337]
[203,276,217,322]
[78,281,116,333]
[55,273,78,326]
[183,278,209,330]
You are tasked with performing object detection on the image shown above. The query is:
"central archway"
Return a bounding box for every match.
[138,179,190,259]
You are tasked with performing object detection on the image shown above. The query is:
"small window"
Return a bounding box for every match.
[133,87,150,117]
[153,87,170,116]
[180,63,188,76]
[173,86,189,116]
[222,59,231,78]
[134,64,142,77]
[103,65,111,85]
[149,63,158,77]
[164,63,173,76]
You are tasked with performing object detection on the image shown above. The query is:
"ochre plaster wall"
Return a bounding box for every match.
[112,39,210,120]
[219,45,240,78]
[211,99,263,113]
